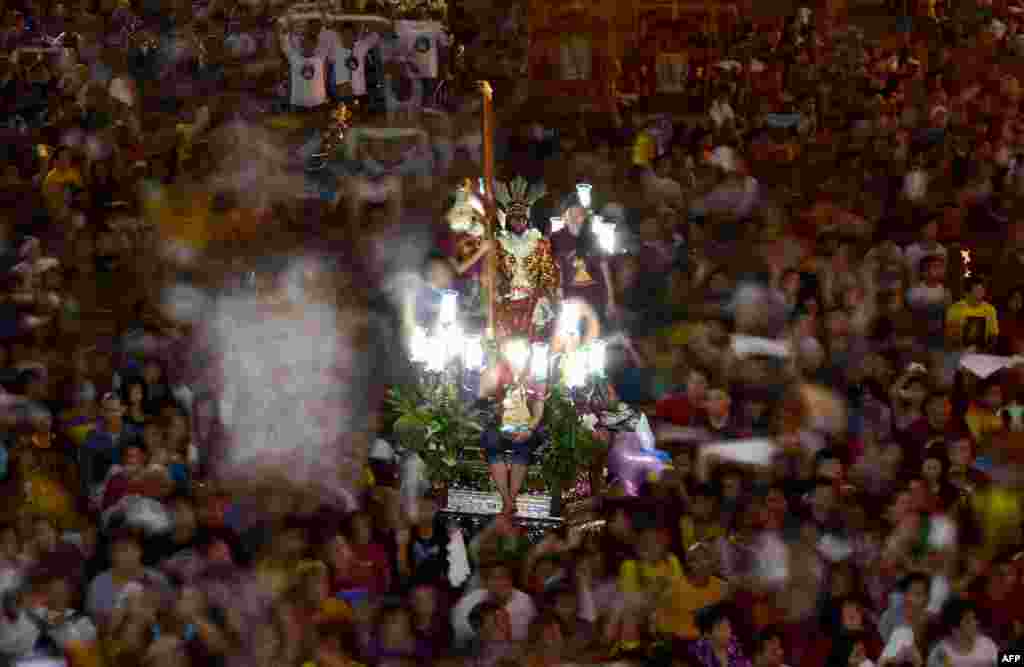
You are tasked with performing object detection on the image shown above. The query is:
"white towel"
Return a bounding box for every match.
[448,529,471,588]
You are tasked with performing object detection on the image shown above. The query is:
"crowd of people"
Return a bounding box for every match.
[2,0,1024,664]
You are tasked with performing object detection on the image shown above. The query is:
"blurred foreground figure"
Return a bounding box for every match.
[183,256,363,511]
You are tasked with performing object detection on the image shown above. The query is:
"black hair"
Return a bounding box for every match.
[815,449,839,466]
[899,571,930,593]
[918,253,945,275]
[923,391,949,409]
[752,626,785,658]
[963,275,985,294]
[940,596,977,633]
[120,375,146,404]
[695,602,735,636]
[122,439,147,454]
[691,482,717,499]
[826,631,868,667]
[469,599,505,633]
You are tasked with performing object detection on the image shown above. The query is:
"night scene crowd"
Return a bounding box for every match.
[2,0,1024,664]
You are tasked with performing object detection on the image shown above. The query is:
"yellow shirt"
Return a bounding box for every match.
[43,166,84,191]
[946,300,999,346]
[655,575,726,639]
[619,554,683,595]
[318,597,354,624]
[42,167,84,212]
[965,404,1004,445]
[633,132,656,167]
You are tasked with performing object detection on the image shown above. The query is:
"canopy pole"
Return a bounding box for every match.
[478,81,498,341]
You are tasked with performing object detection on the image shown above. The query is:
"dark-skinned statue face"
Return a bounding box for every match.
[507,204,530,235]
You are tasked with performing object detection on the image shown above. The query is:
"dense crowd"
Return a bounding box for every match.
[2,0,1024,665]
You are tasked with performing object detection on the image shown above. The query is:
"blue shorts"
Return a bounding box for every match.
[481,428,537,465]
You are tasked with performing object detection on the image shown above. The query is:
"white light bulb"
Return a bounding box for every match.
[588,340,607,377]
[426,332,446,372]
[576,183,593,209]
[463,335,484,370]
[504,339,530,376]
[559,301,581,338]
[439,290,458,326]
[410,326,430,363]
[566,349,587,388]
[531,343,550,381]
[597,225,617,254]
[441,325,462,367]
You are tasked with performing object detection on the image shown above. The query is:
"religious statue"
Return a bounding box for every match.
[442,179,491,322]
[493,177,560,341]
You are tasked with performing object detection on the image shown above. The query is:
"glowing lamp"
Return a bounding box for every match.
[531,343,550,381]
[559,301,581,338]
[576,183,593,209]
[410,326,430,363]
[565,349,588,388]
[425,332,446,372]
[588,340,607,377]
[592,216,617,254]
[503,338,530,376]
[439,290,458,326]
[463,334,484,370]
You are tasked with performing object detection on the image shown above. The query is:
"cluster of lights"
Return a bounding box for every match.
[410,290,472,372]
[563,341,606,388]
[576,183,593,209]
[592,215,617,254]
[558,300,606,388]
[574,183,616,254]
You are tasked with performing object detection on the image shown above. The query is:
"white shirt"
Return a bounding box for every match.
[318,30,380,95]
[109,75,137,107]
[281,33,329,107]
[881,626,918,664]
[906,284,950,310]
[394,20,448,79]
[451,588,537,646]
[710,100,735,128]
[287,51,327,107]
[904,168,929,201]
[904,241,947,280]
[926,636,998,667]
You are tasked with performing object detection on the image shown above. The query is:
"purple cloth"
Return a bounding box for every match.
[689,639,752,667]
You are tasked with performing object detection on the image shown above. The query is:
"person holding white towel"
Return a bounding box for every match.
[320,21,381,104]
[278,17,328,110]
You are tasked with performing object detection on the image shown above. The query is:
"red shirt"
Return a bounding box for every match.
[333,542,391,596]
[655,392,694,426]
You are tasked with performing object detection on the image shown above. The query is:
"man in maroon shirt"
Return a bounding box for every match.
[549,200,617,322]
[903,391,957,459]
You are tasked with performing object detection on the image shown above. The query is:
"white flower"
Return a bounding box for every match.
[581,414,598,432]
